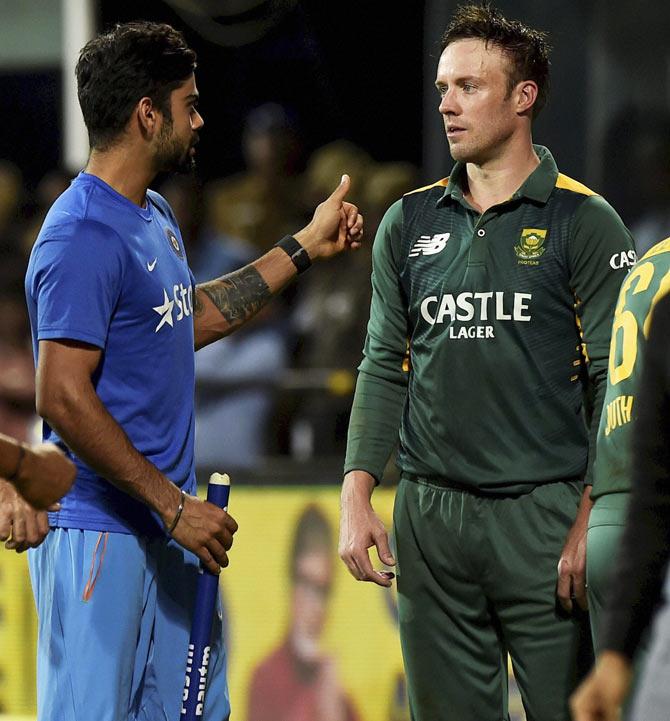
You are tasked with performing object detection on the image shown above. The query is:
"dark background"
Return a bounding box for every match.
[2,1,425,190]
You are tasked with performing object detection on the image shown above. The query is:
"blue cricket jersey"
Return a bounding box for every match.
[25,172,197,535]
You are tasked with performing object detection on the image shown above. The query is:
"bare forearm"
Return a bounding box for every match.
[39,384,179,523]
[194,248,293,349]
[575,484,594,526]
[193,174,365,349]
[342,470,377,502]
[0,433,25,478]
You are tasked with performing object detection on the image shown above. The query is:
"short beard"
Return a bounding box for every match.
[155,117,195,175]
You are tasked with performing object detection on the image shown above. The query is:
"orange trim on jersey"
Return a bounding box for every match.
[555,174,598,197]
[404,178,450,196]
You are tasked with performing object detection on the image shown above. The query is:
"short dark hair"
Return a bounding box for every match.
[441,3,550,117]
[289,504,332,582]
[76,21,197,150]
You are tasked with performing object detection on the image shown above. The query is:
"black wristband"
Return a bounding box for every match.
[275,235,312,274]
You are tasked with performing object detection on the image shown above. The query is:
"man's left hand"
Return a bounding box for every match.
[557,485,593,612]
[294,174,363,260]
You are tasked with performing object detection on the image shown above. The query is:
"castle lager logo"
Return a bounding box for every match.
[515,228,547,264]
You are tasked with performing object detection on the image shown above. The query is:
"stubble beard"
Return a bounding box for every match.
[156,121,196,175]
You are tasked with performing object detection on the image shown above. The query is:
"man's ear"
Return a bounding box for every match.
[137,96,159,138]
[516,80,538,116]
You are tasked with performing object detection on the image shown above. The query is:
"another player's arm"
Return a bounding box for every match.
[339,200,409,588]
[557,196,636,611]
[0,433,76,552]
[0,479,51,552]
[35,340,236,574]
[0,432,75,510]
[193,175,363,350]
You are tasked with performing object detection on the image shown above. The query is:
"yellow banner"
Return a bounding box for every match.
[0,487,405,721]
[222,486,405,721]
[0,486,527,720]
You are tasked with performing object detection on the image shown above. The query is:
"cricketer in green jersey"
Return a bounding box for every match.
[571,237,670,721]
[588,237,670,646]
[339,6,635,721]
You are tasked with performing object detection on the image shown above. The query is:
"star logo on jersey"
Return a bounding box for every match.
[515,228,547,265]
[153,289,175,332]
[409,233,450,258]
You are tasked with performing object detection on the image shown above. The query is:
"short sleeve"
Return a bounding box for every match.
[28,220,125,349]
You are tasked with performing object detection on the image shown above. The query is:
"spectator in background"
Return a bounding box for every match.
[248,504,359,721]
[160,175,290,473]
[292,156,418,457]
[208,103,308,253]
[21,169,72,256]
[302,141,373,212]
[0,260,36,443]
[0,160,25,257]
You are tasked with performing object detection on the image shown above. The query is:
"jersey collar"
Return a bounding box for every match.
[437,145,560,208]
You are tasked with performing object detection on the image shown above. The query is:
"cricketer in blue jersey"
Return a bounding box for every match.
[19,21,363,721]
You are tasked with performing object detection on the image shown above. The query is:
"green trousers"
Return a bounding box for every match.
[587,492,647,718]
[586,492,629,652]
[394,476,592,721]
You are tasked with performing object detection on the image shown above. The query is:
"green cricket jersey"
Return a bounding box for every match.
[345,146,635,494]
[591,237,670,499]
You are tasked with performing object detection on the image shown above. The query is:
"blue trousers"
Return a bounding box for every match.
[29,529,229,721]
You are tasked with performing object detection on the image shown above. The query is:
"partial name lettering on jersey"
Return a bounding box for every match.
[604,394,634,436]
[609,249,637,270]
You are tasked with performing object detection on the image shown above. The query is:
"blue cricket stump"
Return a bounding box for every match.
[180,472,231,720]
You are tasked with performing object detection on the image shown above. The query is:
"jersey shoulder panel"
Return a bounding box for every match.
[147,189,177,224]
[555,174,599,197]
[640,236,670,261]
[403,177,449,196]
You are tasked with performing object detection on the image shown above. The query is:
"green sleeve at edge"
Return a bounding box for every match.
[569,195,636,485]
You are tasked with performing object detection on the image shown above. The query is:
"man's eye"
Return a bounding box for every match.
[463,84,476,93]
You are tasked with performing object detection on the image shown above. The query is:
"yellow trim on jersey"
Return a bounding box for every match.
[555,174,598,196]
[404,178,450,196]
[640,236,670,261]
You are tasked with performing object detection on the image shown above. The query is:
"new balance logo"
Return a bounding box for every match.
[409,233,450,257]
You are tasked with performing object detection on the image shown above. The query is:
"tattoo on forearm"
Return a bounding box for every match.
[198,266,271,326]
[193,288,205,316]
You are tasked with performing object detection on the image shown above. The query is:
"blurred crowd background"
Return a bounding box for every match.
[1,0,668,486]
[0,1,669,718]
